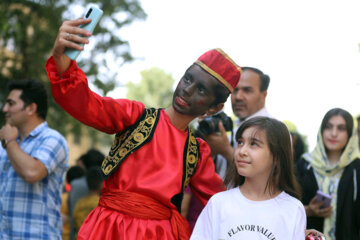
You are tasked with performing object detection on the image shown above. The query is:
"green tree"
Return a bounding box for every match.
[126,67,175,108]
[0,0,146,142]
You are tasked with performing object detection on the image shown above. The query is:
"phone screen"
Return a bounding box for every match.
[316,190,331,208]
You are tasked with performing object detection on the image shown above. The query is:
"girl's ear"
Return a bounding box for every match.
[205,103,224,116]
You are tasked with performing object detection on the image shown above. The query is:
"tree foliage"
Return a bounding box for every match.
[0,0,146,141]
[126,67,175,108]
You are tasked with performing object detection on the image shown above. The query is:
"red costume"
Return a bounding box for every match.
[46,57,226,239]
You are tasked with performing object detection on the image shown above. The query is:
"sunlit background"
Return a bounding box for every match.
[100,0,360,150]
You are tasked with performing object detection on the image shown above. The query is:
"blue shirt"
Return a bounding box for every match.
[0,122,69,240]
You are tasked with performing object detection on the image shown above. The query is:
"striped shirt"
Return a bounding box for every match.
[0,122,68,240]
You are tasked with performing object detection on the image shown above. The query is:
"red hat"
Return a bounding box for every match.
[195,48,241,93]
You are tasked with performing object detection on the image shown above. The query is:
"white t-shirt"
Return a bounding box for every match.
[190,187,306,240]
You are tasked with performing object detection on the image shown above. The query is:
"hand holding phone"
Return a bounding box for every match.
[315,190,331,208]
[64,6,103,60]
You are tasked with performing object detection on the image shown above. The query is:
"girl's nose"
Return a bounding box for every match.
[238,145,248,156]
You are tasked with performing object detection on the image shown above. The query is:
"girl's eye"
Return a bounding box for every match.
[250,141,258,147]
[338,126,346,131]
[237,140,244,146]
[198,87,205,94]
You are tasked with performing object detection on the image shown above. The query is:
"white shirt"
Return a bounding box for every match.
[235,107,273,129]
[190,187,306,240]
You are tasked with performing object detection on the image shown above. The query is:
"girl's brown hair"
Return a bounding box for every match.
[224,117,302,200]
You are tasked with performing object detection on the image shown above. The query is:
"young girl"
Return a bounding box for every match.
[296,108,360,240]
[190,117,306,239]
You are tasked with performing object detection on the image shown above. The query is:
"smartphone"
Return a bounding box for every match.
[315,190,331,208]
[64,6,103,60]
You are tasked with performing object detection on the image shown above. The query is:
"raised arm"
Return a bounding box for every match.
[46,18,145,134]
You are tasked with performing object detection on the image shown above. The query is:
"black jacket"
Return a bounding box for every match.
[296,158,360,240]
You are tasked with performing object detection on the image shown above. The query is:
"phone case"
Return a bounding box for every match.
[316,190,331,208]
[64,6,103,60]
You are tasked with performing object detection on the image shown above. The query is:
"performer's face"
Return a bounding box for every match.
[173,64,221,117]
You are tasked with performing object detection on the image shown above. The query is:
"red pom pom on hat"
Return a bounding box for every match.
[195,48,241,93]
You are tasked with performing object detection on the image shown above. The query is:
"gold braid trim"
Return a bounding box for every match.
[183,129,199,189]
[101,107,200,190]
[101,108,159,178]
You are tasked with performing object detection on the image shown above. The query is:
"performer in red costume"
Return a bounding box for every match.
[46,18,241,240]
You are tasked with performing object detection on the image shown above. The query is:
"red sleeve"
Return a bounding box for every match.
[45,56,145,134]
[189,138,225,206]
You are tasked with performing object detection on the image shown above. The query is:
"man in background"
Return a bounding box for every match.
[203,66,271,176]
[0,79,68,239]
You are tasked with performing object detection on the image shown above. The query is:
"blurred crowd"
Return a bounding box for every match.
[1,54,359,239]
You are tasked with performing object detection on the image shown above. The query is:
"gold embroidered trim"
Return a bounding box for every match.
[183,129,199,189]
[101,107,200,188]
[101,108,159,178]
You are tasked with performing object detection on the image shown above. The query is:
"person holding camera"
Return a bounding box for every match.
[45,17,242,240]
[201,67,271,179]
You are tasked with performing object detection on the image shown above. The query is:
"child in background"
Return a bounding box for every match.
[73,167,103,236]
[61,166,85,240]
[190,117,306,240]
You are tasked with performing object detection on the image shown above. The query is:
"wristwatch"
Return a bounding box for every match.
[1,138,16,149]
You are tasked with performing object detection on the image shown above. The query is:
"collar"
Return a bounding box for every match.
[26,121,48,139]
[235,108,272,127]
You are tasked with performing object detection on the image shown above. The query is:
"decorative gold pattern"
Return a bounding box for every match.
[101,108,159,178]
[101,108,200,190]
[183,129,199,190]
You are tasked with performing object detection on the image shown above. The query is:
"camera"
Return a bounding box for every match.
[197,111,233,136]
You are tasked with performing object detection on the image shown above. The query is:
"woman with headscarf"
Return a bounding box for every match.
[296,108,360,240]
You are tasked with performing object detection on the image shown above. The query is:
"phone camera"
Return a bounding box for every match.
[86,8,93,18]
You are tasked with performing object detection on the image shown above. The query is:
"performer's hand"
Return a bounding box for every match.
[52,18,92,74]
[306,195,332,218]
